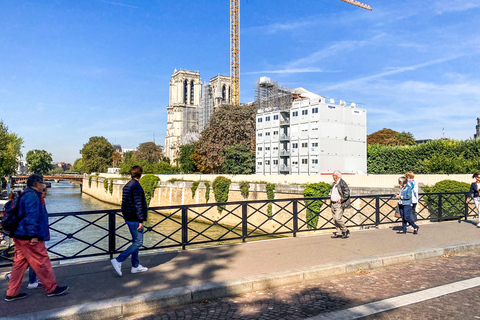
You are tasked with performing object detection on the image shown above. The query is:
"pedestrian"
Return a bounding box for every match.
[466,172,480,228]
[111,166,149,276]
[395,176,419,235]
[330,170,351,239]
[5,174,69,302]
[405,171,419,223]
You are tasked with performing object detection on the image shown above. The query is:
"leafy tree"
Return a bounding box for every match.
[193,104,256,173]
[154,161,178,174]
[26,149,53,174]
[52,167,65,174]
[81,136,115,174]
[367,128,416,146]
[0,120,23,177]
[135,142,163,164]
[70,158,84,173]
[177,143,198,173]
[222,144,255,174]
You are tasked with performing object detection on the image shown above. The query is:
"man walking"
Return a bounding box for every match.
[111,166,148,276]
[5,174,69,302]
[330,170,351,239]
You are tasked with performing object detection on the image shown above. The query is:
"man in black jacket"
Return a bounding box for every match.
[330,170,351,239]
[111,166,148,276]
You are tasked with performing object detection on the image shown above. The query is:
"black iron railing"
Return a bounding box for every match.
[0,192,478,267]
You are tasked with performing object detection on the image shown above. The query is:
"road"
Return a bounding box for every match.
[123,250,480,320]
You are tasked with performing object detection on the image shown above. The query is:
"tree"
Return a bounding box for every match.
[112,151,122,168]
[81,136,115,173]
[26,149,53,174]
[52,166,65,174]
[222,144,255,174]
[0,120,23,177]
[177,143,198,173]
[135,142,163,164]
[367,128,416,146]
[70,158,84,173]
[193,104,256,173]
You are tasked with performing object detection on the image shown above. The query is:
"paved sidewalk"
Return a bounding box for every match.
[0,219,479,319]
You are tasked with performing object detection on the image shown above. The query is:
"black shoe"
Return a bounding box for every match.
[331,232,342,238]
[342,230,350,239]
[5,293,27,302]
[47,286,69,297]
[413,227,419,235]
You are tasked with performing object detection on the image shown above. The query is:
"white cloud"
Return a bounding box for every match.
[244,67,325,75]
[434,0,480,14]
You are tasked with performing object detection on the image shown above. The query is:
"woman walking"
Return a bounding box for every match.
[395,176,419,234]
[466,173,480,228]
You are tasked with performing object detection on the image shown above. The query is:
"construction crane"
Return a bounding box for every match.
[229,0,372,106]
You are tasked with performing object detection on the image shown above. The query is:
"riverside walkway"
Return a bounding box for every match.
[0,219,479,319]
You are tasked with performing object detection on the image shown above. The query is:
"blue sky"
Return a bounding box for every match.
[1,0,479,163]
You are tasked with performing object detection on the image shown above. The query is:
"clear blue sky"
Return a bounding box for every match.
[1,0,479,163]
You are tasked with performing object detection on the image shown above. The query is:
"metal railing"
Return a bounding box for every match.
[0,192,477,267]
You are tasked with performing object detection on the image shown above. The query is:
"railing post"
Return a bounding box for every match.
[438,194,443,222]
[293,200,298,237]
[181,206,188,250]
[108,211,116,259]
[242,202,247,242]
[375,196,380,226]
[465,193,469,220]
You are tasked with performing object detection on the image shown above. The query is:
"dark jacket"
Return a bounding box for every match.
[336,179,351,209]
[14,187,50,241]
[121,179,148,222]
[468,182,480,199]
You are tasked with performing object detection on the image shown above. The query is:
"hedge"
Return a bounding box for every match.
[303,182,332,229]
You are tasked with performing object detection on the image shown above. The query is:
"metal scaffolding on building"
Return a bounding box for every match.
[254,77,293,111]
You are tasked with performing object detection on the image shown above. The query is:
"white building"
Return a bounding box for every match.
[255,85,367,175]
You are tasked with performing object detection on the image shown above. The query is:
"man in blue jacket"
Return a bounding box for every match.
[5,174,69,302]
[111,166,149,276]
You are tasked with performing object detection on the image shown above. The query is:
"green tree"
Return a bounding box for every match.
[135,142,163,164]
[154,161,178,174]
[70,158,84,173]
[0,120,23,177]
[26,149,53,174]
[52,166,65,174]
[367,128,416,146]
[177,143,198,173]
[222,144,255,174]
[193,104,256,173]
[81,136,115,174]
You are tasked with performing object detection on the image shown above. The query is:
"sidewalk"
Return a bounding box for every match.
[1,219,479,319]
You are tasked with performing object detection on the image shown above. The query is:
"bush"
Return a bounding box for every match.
[266,183,275,216]
[212,176,231,212]
[88,176,92,188]
[104,179,108,192]
[109,179,114,194]
[423,180,470,221]
[205,182,211,202]
[303,182,332,229]
[139,174,160,206]
[239,181,250,198]
[191,181,200,198]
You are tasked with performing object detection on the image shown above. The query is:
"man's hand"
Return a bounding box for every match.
[337,200,341,204]
[30,238,38,245]
[137,222,143,231]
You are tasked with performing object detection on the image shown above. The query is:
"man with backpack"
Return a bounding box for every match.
[5,174,69,302]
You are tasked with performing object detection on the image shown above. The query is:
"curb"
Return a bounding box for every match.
[3,241,480,320]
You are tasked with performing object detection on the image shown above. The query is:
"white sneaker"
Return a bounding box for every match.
[111,259,122,276]
[27,281,43,289]
[477,223,480,228]
[5,273,11,282]
[131,265,148,274]
[407,226,414,230]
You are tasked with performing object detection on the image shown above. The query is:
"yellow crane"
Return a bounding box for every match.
[230,0,372,106]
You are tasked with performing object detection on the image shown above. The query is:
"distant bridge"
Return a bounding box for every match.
[12,174,84,185]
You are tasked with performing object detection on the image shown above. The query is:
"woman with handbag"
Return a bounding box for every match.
[395,176,419,234]
[466,173,480,228]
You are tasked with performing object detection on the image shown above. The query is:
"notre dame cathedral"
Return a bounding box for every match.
[164,69,232,162]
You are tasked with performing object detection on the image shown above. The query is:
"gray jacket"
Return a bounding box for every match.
[334,179,351,209]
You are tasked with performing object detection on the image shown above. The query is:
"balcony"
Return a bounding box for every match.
[279,134,290,141]
[280,119,290,126]
[279,165,290,173]
[280,149,290,157]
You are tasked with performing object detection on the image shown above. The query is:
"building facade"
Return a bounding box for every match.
[255,80,367,175]
[198,75,232,132]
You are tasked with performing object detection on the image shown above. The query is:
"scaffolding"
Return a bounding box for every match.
[198,82,215,132]
[254,77,292,112]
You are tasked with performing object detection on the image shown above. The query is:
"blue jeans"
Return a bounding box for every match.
[28,267,37,284]
[399,204,418,232]
[116,221,143,268]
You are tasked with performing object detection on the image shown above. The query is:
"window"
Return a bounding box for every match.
[302,143,308,148]
[265,116,271,121]
[312,128,318,131]
[273,160,278,165]
[184,80,188,104]
[258,118,263,123]
[312,159,318,164]
[265,160,270,165]
[302,159,308,164]
[257,147,262,151]
[292,143,298,149]
[302,110,308,115]
[274,115,279,120]
[273,131,278,135]
[312,107,318,114]
[292,111,298,117]
[265,147,270,151]
[292,161,298,165]
[222,85,226,102]
[257,162,262,166]
[273,146,279,150]
[265,132,271,136]
[190,81,195,105]
[312,142,318,147]
[302,129,308,132]
[257,133,263,137]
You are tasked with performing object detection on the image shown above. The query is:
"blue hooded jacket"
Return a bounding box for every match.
[13,187,50,241]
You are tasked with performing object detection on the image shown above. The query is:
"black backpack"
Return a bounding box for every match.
[1,194,24,236]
